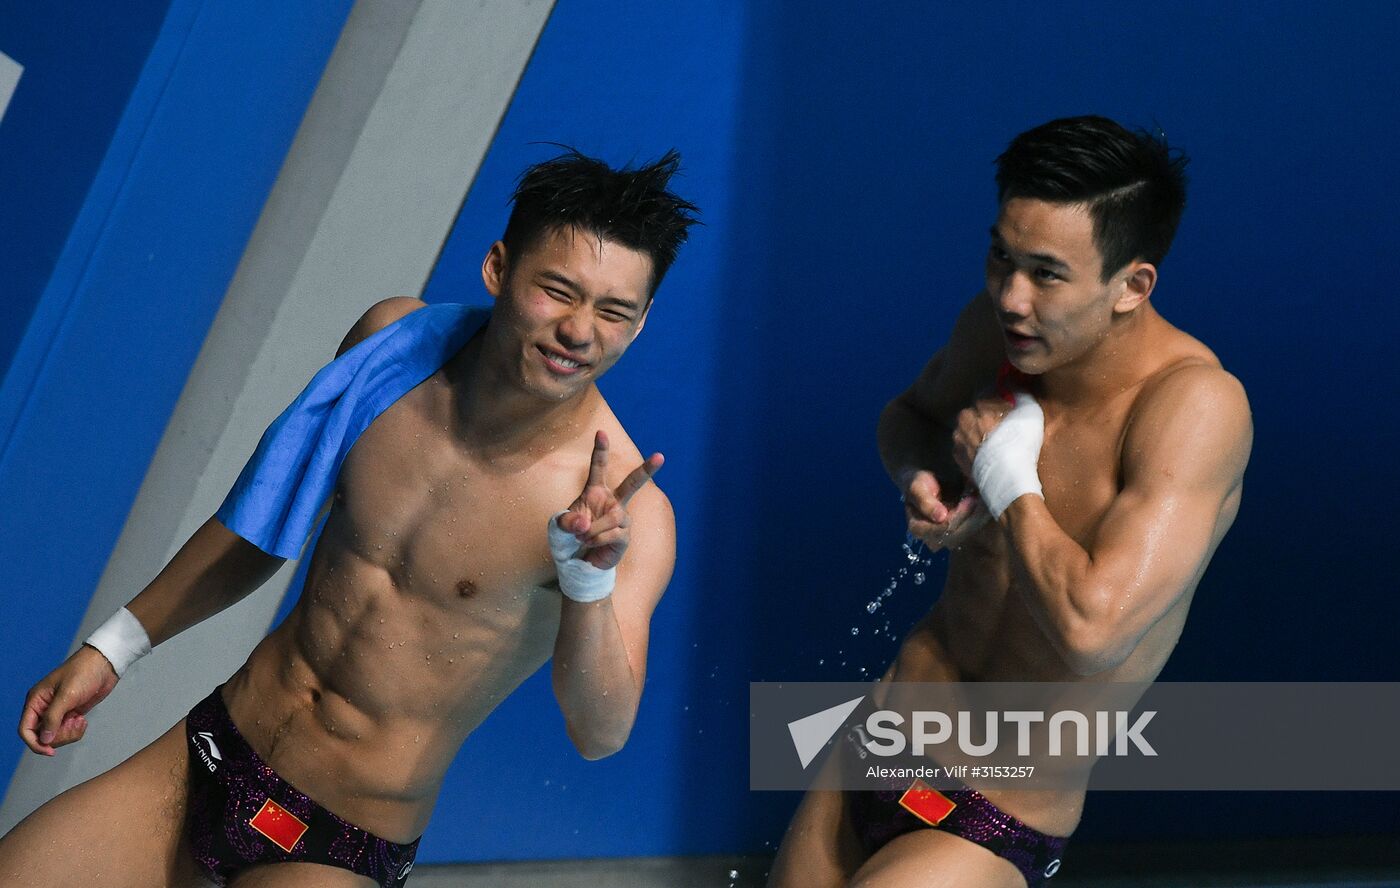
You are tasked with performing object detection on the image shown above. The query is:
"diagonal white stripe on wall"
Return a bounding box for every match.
[0,51,22,124]
[1,0,555,831]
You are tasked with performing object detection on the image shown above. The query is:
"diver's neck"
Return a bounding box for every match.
[451,334,599,458]
[1035,304,1162,409]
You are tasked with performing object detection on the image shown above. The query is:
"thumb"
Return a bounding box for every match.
[38,683,77,744]
[558,509,591,536]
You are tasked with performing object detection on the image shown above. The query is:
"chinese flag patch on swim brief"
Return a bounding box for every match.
[249,798,309,853]
[899,780,957,826]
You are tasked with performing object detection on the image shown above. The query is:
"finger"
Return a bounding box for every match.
[907,517,945,541]
[38,685,75,745]
[51,713,88,749]
[19,690,54,756]
[585,430,610,488]
[559,508,591,536]
[582,527,628,551]
[945,494,982,527]
[905,495,948,526]
[581,507,628,542]
[615,452,664,505]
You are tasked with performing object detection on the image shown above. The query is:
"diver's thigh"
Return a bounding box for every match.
[849,828,1026,888]
[0,718,194,888]
[229,861,377,887]
[768,787,864,888]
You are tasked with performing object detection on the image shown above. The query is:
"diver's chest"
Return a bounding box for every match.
[1033,411,1128,542]
[331,401,578,594]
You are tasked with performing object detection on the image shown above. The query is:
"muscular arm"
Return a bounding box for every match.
[1001,366,1253,675]
[136,296,428,645]
[551,487,675,759]
[137,298,428,644]
[878,292,1005,540]
[20,297,425,755]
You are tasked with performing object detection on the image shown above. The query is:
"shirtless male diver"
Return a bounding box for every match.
[769,117,1253,887]
[0,149,698,887]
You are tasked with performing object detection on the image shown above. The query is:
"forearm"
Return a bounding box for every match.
[877,398,965,496]
[550,597,641,759]
[1000,496,1117,674]
[123,517,284,648]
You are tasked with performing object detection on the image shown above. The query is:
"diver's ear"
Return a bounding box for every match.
[482,241,508,299]
[1114,261,1156,314]
[630,299,652,342]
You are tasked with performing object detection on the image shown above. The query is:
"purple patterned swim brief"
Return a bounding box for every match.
[843,727,1069,887]
[184,686,420,887]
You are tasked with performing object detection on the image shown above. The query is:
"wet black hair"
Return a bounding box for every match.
[501,147,701,298]
[995,116,1189,281]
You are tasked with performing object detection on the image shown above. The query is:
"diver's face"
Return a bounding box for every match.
[482,225,653,400]
[985,198,1130,375]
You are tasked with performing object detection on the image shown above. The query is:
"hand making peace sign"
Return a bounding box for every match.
[556,431,664,571]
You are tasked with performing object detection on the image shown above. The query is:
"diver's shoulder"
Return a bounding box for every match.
[1128,355,1252,456]
[588,396,673,517]
[337,296,426,356]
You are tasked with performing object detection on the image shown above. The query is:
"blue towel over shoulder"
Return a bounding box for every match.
[216,303,491,558]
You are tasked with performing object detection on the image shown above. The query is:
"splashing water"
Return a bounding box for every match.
[827,534,938,676]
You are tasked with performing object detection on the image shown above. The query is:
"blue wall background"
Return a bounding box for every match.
[3,0,1398,869]
[0,0,352,817]
[0,0,173,374]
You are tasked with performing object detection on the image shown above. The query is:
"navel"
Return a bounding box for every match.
[456,579,478,598]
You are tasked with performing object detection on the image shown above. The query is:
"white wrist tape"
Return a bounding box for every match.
[84,607,151,678]
[972,392,1045,519]
[547,511,616,603]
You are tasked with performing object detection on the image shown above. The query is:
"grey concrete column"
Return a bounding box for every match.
[2,0,555,830]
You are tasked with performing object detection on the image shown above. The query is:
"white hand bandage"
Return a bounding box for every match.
[972,392,1045,519]
[84,607,152,678]
[547,511,616,603]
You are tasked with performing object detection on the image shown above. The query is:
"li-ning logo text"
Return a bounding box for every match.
[194,731,223,772]
[853,710,1158,757]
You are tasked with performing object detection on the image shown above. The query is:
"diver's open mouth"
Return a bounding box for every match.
[537,345,589,374]
[1004,329,1040,349]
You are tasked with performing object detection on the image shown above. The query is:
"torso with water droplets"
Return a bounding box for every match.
[888,341,1241,836]
[220,362,640,842]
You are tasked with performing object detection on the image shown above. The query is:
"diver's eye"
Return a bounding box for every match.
[1033,267,1061,282]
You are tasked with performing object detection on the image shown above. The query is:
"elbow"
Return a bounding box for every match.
[1058,599,1134,677]
[566,720,632,761]
[1063,645,1126,678]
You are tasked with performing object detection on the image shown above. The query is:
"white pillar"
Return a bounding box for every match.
[2,0,555,830]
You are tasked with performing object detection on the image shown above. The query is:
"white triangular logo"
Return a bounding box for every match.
[196,731,222,761]
[787,696,865,769]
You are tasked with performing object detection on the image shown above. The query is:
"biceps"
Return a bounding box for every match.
[1088,487,1223,629]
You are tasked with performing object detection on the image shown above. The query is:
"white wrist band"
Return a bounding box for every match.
[84,607,151,678]
[547,512,616,603]
[972,392,1046,519]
